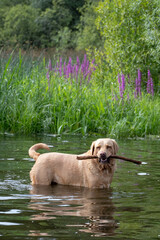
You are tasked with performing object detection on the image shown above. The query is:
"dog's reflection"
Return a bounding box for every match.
[29,185,117,237]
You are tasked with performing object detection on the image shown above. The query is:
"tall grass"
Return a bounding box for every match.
[0,51,160,138]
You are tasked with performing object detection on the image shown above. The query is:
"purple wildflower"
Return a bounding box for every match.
[91,59,95,65]
[68,57,72,67]
[84,69,91,80]
[150,78,154,96]
[134,69,142,98]
[118,73,125,99]
[135,78,138,98]
[76,64,79,80]
[46,59,54,88]
[127,74,130,84]
[46,71,50,88]
[81,62,85,76]
[121,74,125,92]
[83,54,87,67]
[48,59,53,71]
[134,90,137,99]
[76,56,80,67]
[72,64,76,79]
[63,61,66,77]
[137,69,141,96]
[46,54,96,83]
[66,64,70,78]
[59,57,62,77]
[147,70,154,96]
[118,73,123,99]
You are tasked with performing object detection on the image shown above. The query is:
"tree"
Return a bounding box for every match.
[30,0,53,11]
[31,0,85,48]
[4,4,38,47]
[77,0,102,50]
[0,0,86,49]
[96,0,160,83]
[0,0,29,7]
[35,5,72,47]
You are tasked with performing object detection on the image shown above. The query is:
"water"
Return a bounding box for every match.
[0,133,160,239]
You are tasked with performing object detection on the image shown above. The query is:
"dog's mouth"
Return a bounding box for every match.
[98,155,111,164]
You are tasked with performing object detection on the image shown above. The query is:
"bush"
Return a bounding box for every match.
[4,4,38,47]
[96,0,160,85]
[0,51,160,138]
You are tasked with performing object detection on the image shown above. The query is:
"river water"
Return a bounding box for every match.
[0,134,160,239]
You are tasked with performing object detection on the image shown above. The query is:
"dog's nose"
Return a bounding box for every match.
[100,152,107,160]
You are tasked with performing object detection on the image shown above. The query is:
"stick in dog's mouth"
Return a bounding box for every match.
[98,158,110,164]
[98,156,111,164]
[77,155,142,165]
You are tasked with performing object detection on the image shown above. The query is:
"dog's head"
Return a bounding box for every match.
[90,138,118,164]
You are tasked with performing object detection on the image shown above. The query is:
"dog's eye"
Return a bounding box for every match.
[106,145,112,149]
[96,146,101,150]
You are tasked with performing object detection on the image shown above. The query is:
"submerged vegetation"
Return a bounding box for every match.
[0,51,160,138]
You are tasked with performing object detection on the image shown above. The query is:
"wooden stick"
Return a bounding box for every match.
[77,155,98,160]
[77,155,142,165]
[110,155,142,165]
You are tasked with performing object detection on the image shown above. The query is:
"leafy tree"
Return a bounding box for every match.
[0,0,86,49]
[34,0,85,48]
[0,0,29,7]
[35,5,72,47]
[30,0,53,11]
[4,4,38,47]
[77,0,102,50]
[0,8,6,46]
[96,0,160,83]
[60,0,85,29]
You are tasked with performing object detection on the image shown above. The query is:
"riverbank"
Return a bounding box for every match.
[0,52,160,138]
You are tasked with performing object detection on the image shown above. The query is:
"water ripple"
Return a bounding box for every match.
[0,222,23,226]
[0,209,22,214]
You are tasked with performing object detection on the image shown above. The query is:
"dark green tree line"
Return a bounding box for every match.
[1,0,97,49]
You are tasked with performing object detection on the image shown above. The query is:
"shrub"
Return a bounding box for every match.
[96,0,160,85]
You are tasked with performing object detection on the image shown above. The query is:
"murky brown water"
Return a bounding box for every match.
[0,134,160,239]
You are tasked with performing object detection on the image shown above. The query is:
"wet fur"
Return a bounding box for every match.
[29,138,118,188]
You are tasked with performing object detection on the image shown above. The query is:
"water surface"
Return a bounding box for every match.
[0,134,160,239]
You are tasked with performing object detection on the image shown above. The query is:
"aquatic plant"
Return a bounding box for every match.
[118,73,125,99]
[46,54,96,84]
[0,51,159,137]
[147,70,154,96]
[118,69,154,99]
[135,69,142,98]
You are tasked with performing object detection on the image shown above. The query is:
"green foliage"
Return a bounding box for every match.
[0,8,6,46]
[77,0,102,50]
[30,0,52,11]
[0,0,85,49]
[4,4,38,47]
[0,0,29,7]
[35,3,72,48]
[96,0,160,83]
[0,52,160,137]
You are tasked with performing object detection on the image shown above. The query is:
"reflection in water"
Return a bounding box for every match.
[1,135,160,239]
[29,184,117,237]
[29,230,51,237]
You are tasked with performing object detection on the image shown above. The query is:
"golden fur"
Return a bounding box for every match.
[29,138,118,188]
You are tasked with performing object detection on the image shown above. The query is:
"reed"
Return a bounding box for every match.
[0,51,160,137]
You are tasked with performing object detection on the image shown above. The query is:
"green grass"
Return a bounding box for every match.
[0,51,160,138]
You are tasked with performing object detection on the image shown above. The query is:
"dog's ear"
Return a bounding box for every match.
[112,139,119,154]
[90,141,96,155]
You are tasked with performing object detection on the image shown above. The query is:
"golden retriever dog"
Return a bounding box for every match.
[29,138,118,188]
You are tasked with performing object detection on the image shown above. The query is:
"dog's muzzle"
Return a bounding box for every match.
[99,152,110,164]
